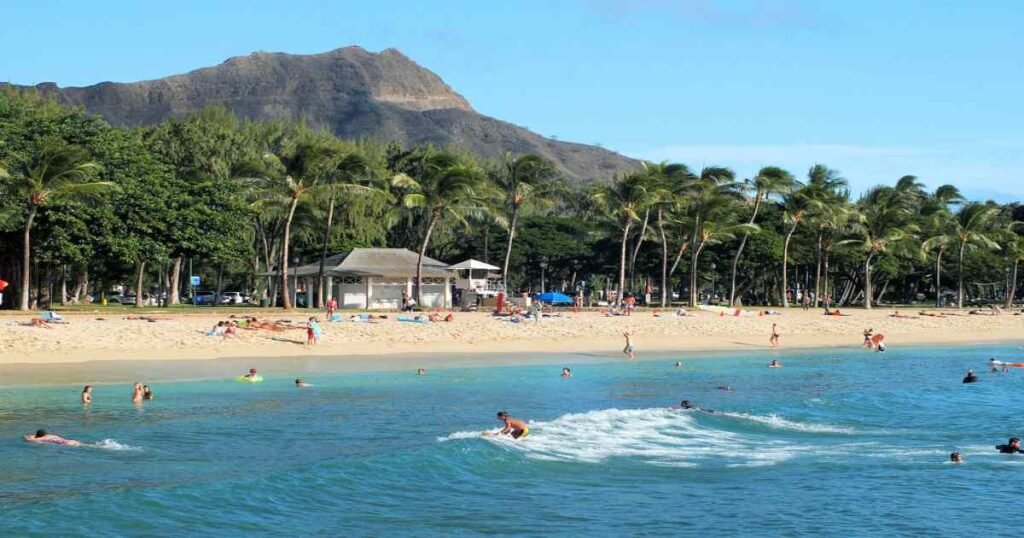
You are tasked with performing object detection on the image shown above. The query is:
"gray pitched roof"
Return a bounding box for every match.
[280,248,451,278]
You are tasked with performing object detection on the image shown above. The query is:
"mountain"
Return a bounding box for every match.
[10,46,638,181]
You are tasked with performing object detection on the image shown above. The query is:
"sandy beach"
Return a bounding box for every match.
[2,308,1021,370]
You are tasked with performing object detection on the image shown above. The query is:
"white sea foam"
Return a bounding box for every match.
[89,439,140,451]
[442,408,823,467]
[718,412,858,434]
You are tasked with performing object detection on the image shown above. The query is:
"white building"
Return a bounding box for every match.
[449,259,503,296]
[287,248,453,309]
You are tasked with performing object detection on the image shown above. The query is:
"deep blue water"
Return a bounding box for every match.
[1,344,1022,536]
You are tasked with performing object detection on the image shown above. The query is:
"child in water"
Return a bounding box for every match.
[623,330,636,359]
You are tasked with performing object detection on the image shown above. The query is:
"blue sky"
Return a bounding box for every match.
[2,0,1022,200]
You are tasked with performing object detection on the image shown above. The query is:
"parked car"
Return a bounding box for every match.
[191,291,217,306]
[219,292,248,305]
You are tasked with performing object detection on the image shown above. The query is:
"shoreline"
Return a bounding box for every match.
[2,309,1021,385]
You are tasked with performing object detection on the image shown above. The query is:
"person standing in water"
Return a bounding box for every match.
[142,385,154,400]
[768,359,782,368]
[23,430,82,447]
[962,370,979,383]
[131,383,144,404]
[81,385,92,405]
[769,324,780,347]
[623,330,636,359]
[494,411,530,439]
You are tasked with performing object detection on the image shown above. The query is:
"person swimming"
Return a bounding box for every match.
[561,368,572,378]
[81,385,92,405]
[495,411,530,439]
[243,368,259,379]
[23,430,82,447]
[142,385,154,400]
[950,452,963,463]
[295,379,311,388]
[417,368,426,376]
[674,362,682,367]
[768,359,781,368]
[962,370,979,384]
[131,382,143,404]
[675,400,717,413]
[996,437,1023,454]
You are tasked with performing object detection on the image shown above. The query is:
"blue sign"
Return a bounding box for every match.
[190,276,201,286]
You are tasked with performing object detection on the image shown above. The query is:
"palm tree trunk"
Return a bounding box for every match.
[669,242,690,277]
[417,214,440,306]
[689,242,706,307]
[169,257,183,305]
[134,261,146,307]
[934,250,943,308]
[19,206,38,310]
[864,253,875,309]
[1007,260,1019,309]
[813,232,823,308]
[628,210,649,289]
[316,193,337,309]
[280,198,300,310]
[729,192,762,306]
[781,221,798,308]
[501,207,519,290]
[658,210,668,307]
[823,250,831,306]
[957,242,966,309]
[617,222,632,307]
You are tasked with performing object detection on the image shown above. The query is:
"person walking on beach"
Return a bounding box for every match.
[131,383,144,404]
[769,324,780,347]
[306,317,321,345]
[326,297,337,319]
[494,411,530,439]
[81,385,92,405]
[623,330,636,359]
[863,328,874,348]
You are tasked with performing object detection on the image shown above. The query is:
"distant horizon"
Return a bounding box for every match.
[3,0,1022,202]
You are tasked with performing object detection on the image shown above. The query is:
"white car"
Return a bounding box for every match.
[219,292,247,305]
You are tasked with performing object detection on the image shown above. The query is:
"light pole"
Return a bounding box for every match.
[540,261,548,293]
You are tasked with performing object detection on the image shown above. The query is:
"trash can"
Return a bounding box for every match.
[259,298,270,308]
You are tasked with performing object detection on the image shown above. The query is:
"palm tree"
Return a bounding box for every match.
[394,153,489,306]
[808,201,851,308]
[919,185,964,307]
[252,133,335,309]
[728,166,794,305]
[1005,235,1024,309]
[950,203,1002,308]
[8,139,111,310]
[314,151,376,307]
[642,161,695,307]
[494,153,558,291]
[781,165,846,307]
[684,167,740,306]
[842,187,916,309]
[592,172,654,306]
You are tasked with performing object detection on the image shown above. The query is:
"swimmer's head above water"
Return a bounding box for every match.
[34,429,47,438]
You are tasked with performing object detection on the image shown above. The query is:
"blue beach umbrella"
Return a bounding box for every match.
[535,292,573,304]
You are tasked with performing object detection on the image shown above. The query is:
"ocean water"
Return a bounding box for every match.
[1,344,1022,536]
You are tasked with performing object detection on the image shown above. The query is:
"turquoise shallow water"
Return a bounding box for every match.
[1,344,1022,536]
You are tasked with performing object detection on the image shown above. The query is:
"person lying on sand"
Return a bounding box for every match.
[19,318,53,328]
[890,311,918,319]
[124,315,169,322]
[493,411,530,439]
[918,311,945,318]
[24,430,81,447]
[823,308,848,316]
[675,308,689,317]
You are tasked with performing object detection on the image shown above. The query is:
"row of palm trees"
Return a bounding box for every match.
[595,162,1021,310]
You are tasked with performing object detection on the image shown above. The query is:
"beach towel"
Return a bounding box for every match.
[40,311,63,321]
[397,315,429,324]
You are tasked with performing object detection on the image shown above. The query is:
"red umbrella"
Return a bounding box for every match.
[0,279,8,292]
